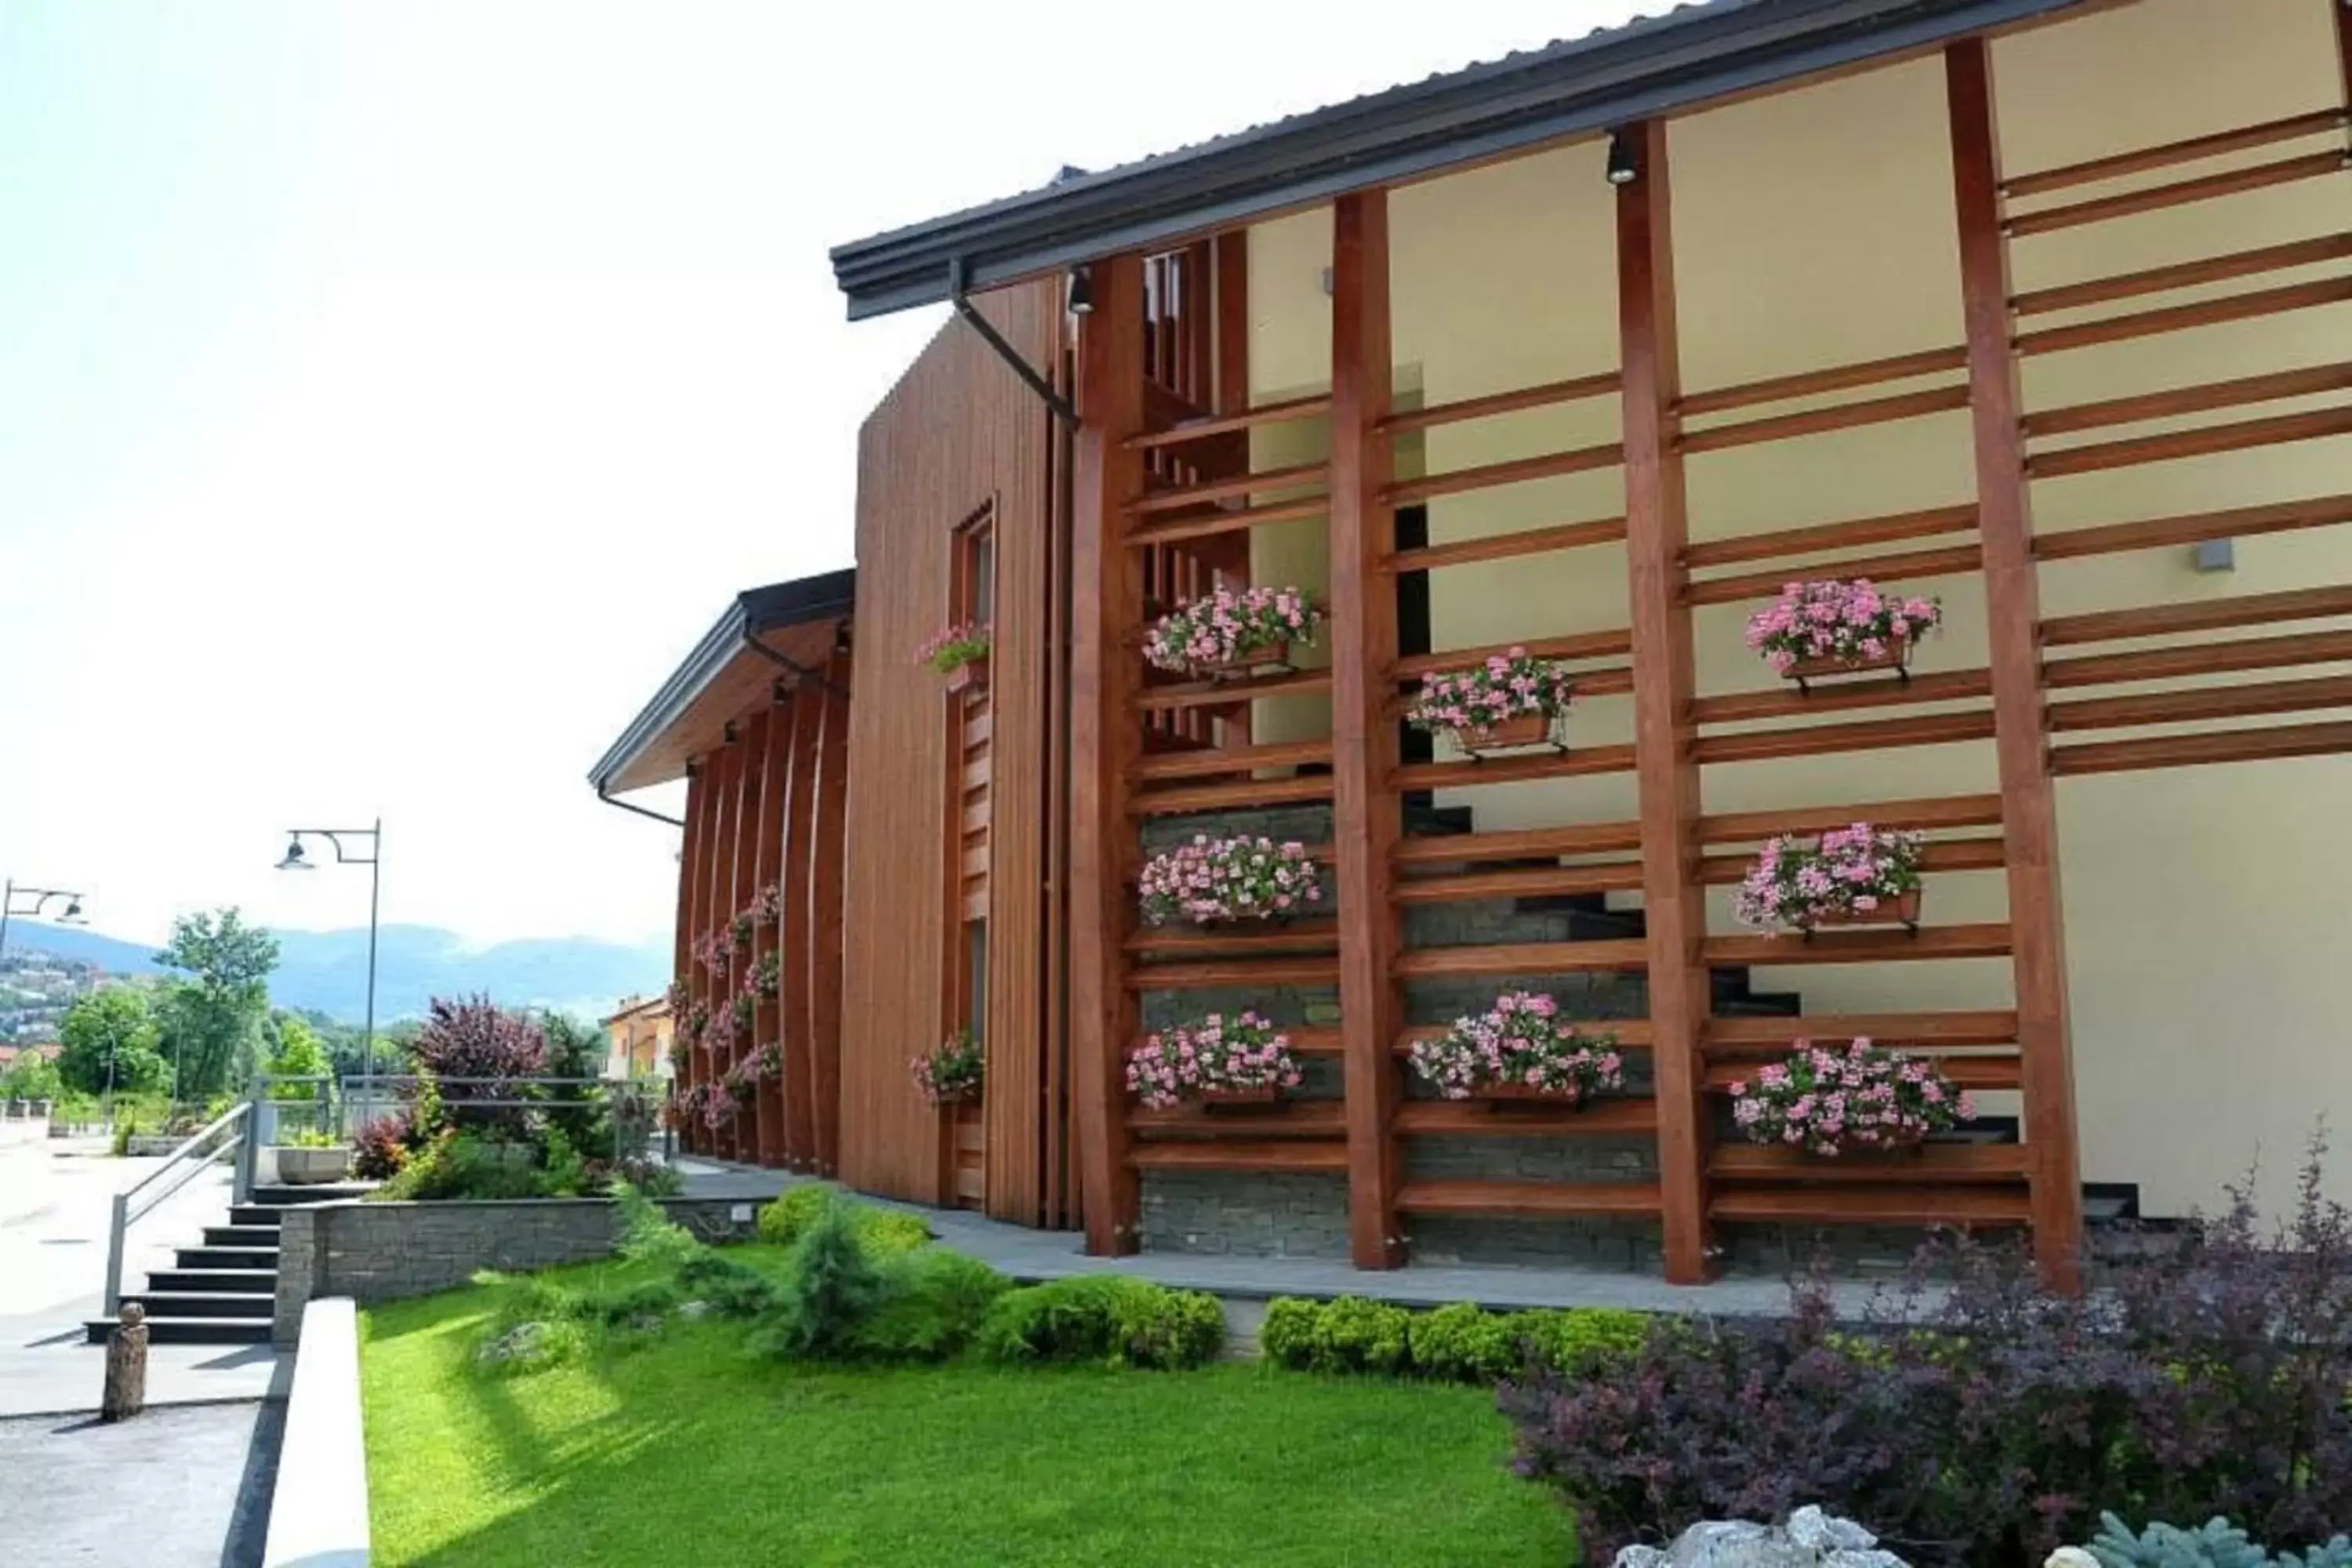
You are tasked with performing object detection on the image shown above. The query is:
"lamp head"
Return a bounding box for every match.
[1065,265,1094,316]
[276,835,310,872]
[1606,129,1641,187]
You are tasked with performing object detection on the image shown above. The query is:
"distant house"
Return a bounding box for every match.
[597,0,2352,1290]
[600,995,674,1080]
[0,1043,62,1067]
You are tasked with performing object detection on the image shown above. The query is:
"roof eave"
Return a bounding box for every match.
[831,0,2089,320]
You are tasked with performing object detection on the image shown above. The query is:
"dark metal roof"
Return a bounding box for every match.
[588,567,856,796]
[830,0,2088,319]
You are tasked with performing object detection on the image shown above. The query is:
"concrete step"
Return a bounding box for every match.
[176,1245,280,1272]
[250,1182,371,1207]
[228,1205,287,1229]
[148,1268,278,1294]
[201,1224,279,1249]
[85,1316,271,1346]
[123,1291,275,1319]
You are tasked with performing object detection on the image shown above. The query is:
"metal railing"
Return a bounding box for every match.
[103,1100,249,1316]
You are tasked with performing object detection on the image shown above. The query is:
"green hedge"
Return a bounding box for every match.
[1260,1296,1650,1383]
[977,1275,1225,1370]
[757,1184,934,1258]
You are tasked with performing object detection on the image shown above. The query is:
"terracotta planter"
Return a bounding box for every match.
[1799,886,1923,934]
[1812,1138,1927,1161]
[1456,712,1555,753]
[1482,1083,1594,1112]
[929,1083,982,1108]
[1785,633,1911,691]
[944,656,989,696]
[1192,641,1288,681]
[1198,1085,1285,1109]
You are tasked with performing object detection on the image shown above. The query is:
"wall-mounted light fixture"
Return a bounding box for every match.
[1065,265,1094,315]
[1606,128,1641,187]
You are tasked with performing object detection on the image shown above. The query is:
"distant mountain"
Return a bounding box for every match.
[2,922,667,1025]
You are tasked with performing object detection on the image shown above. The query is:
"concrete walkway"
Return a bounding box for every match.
[0,1402,280,1567]
[0,1121,287,1418]
[684,1157,1869,1316]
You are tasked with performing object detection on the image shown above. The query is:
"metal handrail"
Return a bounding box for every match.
[103,1101,249,1316]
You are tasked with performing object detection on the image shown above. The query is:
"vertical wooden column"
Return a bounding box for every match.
[1616,118,1713,1285]
[1069,253,1148,1255]
[1946,38,2082,1290]
[808,648,851,1178]
[1329,191,1406,1269]
[674,762,707,1148]
[702,735,741,1159]
[751,702,789,1167]
[784,680,823,1172]
[728,729,761,1163]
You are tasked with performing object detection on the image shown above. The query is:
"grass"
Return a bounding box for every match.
[361,1248,1575,1567]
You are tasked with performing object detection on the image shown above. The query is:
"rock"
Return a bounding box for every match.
[476,1321,547,1366]
[2046,1551,2101,1568]
[1616,1510,1909,1568]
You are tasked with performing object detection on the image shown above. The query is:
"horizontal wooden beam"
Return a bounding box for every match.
[1126,494,1330,547]
[2006,149,2347,238]
[2041,584,2352,645]
[1708,1183,2031,1225]
[1395,862,1647,905]
[1126,394,1331,452]
[1125,924,1339,957]
[1679,384,1970,456]
[1379,371,1622,436]
[1686,543,1982,607]
[2002,108,2348,200]
[1127,1140,1349,1173]
[1136,668,1333,712]
[1697,837,2005,884]
[2012,233,2352,318]
[2043,627,2352,688]
[1392,820,1646,865]
[1125,955,1341,990]
[2051,719,2352,776]
[2027,405,2352,479]
[1392,939,1648,978]
[1690,668,1992,727]
[1131,737,1333,781]
[2046,673,2352,732]
[1678,346,1969,419]
[2015,275,2352,358]
[1129,775,1334,815]
[1710,1143,2031,1182]
[1396,1178,1662,1218]
[1704,1055,2021,1091]
[1130,1102,1347,1138]
[1700,924,2013,966]
[1383,440,1623,506]
[1700,793,2005,843]
[2024,363,2352,441]
[1391,743,1639,792]
[1692,710,1997,766]
[1704,1009,2019,1047]
[1392,630,1632,681]
[2039,493,2352,564]
[1682,503,1977,571]
[1387,516,1627,574]
[1394,1098,1660,1138]
[1129,459,1328,515]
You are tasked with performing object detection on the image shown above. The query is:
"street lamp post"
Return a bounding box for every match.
[0,879,86,965]
[275,821,382,1102]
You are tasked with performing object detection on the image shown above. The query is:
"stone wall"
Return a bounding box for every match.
[1138,1171,1352,1259]
[272,1196,762,1345]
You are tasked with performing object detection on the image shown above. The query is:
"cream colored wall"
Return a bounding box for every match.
[1237,0,2352,1219]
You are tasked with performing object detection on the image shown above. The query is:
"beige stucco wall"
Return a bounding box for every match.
[1236,0,2352,1219]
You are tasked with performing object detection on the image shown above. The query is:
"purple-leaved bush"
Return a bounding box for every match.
[1502,1133,2352,1568]
[408,995,548,1134]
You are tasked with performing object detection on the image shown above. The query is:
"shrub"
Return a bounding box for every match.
[408,996,547,1135]
[1407,1303,1520,1383]
[110,1114,136,1158]
[756,1197,893,1362]
[1515,1307,1650,1377]
[2089,1515,2352,1568]
[756,1185,832,1247]
[976,1276,1224,1370]
[756,1186,932,1258]
[676,1250,779,1319]
[1308,1297,1413,1375]
[1258,1296,1322,1370]
[373,1131,544,1201]
[858,1249,1012,1361]
[1504,1139,2352,1568]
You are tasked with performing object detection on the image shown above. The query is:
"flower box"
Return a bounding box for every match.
[1138,835,1323,927]
[1144,586,1323,677]
[944,655,989,696]
[1802,885,1923,933]
[929,1082,982,1109]
[913,1029,985,1108]
[1462,713,1556,753]
[1126,1011,1302,1109]
[1406,992,1624,1104]
[1727,1037,1973,1158]
[1200,1086,1285,1109]
[1405,648,1576,754]
[1785,633,1912,691]
[273,1145,351,1185]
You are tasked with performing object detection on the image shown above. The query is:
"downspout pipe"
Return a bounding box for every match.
[597,787,685,829]
[949,257,1080,427]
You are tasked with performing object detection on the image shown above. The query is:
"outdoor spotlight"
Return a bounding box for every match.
[1066,264,1095,315]
[1606,129,1641,187]
[276,836,310,871]
[60,900,82,924]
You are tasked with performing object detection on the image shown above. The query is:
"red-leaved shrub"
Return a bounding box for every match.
[408,996,546,1134]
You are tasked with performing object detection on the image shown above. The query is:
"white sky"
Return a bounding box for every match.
[0,0,1653,948]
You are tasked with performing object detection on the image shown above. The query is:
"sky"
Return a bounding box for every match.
[0,0,1655,949]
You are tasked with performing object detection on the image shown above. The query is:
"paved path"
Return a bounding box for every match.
[0,1402,279,1567]
[690,1157,1875,1316]
[0,1121,286,1417]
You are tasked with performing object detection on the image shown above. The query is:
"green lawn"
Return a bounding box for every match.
[361,1250,1575,1567]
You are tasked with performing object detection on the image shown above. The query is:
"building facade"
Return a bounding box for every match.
[601,0,2352,1287]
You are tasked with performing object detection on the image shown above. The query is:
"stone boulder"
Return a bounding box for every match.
[1614,1507,1909,1568]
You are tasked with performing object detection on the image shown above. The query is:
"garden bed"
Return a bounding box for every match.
[360,1247,1573,1566]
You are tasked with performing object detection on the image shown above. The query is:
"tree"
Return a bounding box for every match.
[153,909,279,1100]
[409,996,546,1135]
[0,1051,63,1102]
[56,989,167,1097]
[262,1014,332,1100]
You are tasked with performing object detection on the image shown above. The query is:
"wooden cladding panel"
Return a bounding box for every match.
[782,680,822,1174]
[841,279,1063,1210]
[750,707,787,1169]
[673,764,710,1152]
[809,661,851,1179]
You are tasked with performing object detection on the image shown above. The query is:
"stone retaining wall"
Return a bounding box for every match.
[271,1196,762,1345]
